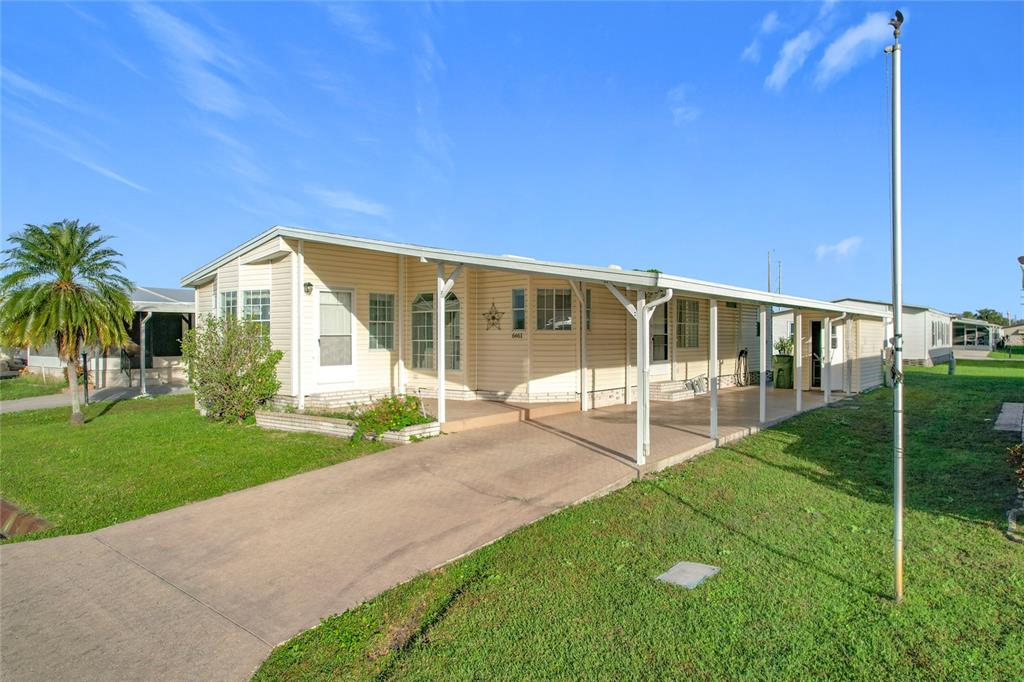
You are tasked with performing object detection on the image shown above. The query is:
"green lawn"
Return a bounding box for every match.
[915,358,1024,378]
[0,373,67,401]
[0,395,387,542]
[256,368,1024,681]
[989,345,1024,359]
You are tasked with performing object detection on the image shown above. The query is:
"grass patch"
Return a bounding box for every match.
[915,359,1024,378]
[989,346,1023,359]
[255,369,1024,680]
[0,373,66,401]
[0,394,388,542]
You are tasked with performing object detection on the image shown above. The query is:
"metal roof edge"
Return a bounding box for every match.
[179,225,882,316]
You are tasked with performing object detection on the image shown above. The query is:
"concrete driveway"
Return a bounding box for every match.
[1,420,637,681]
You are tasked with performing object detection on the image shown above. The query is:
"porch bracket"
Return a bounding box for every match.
[605,283,637,319]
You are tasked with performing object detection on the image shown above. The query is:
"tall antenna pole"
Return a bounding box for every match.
[885,9,905,604]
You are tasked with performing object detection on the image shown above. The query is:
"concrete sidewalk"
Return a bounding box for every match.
[0,385,190,414]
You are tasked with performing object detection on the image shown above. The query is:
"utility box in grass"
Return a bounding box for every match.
[773,355,794,389]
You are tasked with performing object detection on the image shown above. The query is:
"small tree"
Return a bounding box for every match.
[181,315,283,421]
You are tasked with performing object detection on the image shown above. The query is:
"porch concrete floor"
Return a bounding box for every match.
[530,386,842,474]
[419,397,578,432]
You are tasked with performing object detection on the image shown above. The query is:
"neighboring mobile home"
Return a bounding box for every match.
[830,298,954,367]
[181,226,886,464]
[26,287,195,388]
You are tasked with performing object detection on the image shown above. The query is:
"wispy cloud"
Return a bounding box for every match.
[1,68,82,110]
[132,4,245,116]
[5,112,149,192]
[326,3,392,50]
[667,83,700,125]
[306,187,390,219]
[741,11,782,64]
[816,12,892,87]
[413,29,453,179]
[765,30,821,91]
[816,236,863,261]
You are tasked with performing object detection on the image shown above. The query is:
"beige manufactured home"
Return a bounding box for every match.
[182,226,886,464]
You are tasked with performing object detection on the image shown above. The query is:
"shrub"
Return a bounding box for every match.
[774,336,794,356]
[181,315,283,421]
[338,395,433,441]
[1008,443,1024,488]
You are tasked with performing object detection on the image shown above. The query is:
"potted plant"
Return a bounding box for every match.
[773,336,795,389]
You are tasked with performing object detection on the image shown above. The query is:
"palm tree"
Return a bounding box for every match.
[0,220,134,424]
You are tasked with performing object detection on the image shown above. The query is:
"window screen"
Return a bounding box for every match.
[511,288,526,331]
[242,290,270,333]
[536,288,572,331]
[676,299,700,348]
[368,293,394,350]
[320,290,353,366]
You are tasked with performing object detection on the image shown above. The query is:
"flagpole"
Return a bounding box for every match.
[885,9,905,604]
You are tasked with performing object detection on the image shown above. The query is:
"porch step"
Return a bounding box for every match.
[650,380,699,402]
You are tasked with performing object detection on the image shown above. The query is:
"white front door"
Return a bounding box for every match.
[318,288,356,384]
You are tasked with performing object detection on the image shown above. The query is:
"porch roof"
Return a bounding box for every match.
[181,225,885,318]
[130,286,195,314]
[952,317,997,330]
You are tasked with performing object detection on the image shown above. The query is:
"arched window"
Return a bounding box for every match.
[411,292,461,370]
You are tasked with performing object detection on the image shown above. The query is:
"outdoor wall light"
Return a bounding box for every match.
[303,281,314,295]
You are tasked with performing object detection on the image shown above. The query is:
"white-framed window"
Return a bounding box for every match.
[676,299,700,348]
[319,289,354,367]
[220,291,237,319]
[368,293,395,351]
[831,323,838,350]
[651,303,668,361]
[511,288,526,331]
[536,288,572,331]
[411,293,461,370]
[242,289,270,332]
[585,288,592,331]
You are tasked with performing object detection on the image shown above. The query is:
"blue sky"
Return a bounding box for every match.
[3,2,1022,318]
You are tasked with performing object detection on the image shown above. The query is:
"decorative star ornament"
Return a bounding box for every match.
[483,301,504,330]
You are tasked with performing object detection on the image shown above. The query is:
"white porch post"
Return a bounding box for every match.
[636,290,647,464]
[794,310,803,412]
[758,304,767,424]
[296,241,305,410]
[434,263,463,425]
[436,263,446,424]
[569,280,588,412]
[709,298,718,440]
[824,317,832,403]
[397,256,407,394]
